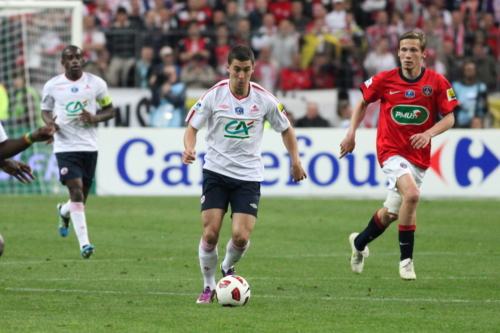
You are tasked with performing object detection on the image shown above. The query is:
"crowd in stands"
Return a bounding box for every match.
[2,0,500,128]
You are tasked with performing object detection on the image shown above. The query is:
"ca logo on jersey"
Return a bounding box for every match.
[223,118,254,140]
[391,105,429,125]
[65,100,88,116]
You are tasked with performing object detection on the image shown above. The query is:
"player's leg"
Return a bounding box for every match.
[197,170,230,303]
[221,180,260,276]
[66,178,93,258]
[395,173,420,280]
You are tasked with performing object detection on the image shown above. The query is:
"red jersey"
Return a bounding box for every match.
[360,67,458,170]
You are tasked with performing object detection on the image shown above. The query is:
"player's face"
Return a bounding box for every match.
[398,39,425,72]
[227,59,254,95]
[61,48,85,76]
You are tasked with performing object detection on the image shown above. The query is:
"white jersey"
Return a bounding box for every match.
[0,122,7,143]
[186,80,290,182]
[41,72,109,153]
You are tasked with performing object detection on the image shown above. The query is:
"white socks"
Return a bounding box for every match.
[70,202,90,249]
[199,238,218,290]
[60,199,71,217]
[222,239,250,272]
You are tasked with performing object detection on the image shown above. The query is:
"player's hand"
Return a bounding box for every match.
[410,132,432,149]
[79,108,98,124]
[182,149,196,165]
[32,125,56,143]
[339,134,355,159]
[0,160,35,184]
[291,162,307,183]
[47,115,60,131]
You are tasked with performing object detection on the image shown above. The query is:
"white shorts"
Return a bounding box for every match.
[381,155,426,215]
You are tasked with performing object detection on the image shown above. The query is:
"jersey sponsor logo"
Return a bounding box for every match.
[447,88,456,101]
[364,77,373,88]
[250,105,259,114]
[84,84,91,90]
[219,104,230,109]
[65,100,89,116]
[389,91,400,95]
[405,90,415,98]
[71,87,79,93]
[391,105,429,125]
[422,85,433,96]
[223,118,254,140]
[235,107,244,115]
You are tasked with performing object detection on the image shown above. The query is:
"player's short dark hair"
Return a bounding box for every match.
[398,31,427,52]
[228,45,255,65]
[61,45,82,60]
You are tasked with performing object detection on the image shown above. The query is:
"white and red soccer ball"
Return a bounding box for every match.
[215,275,251,307]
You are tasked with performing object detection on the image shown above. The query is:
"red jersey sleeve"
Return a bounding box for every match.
[360,73,384,103]
[436,75,459,115]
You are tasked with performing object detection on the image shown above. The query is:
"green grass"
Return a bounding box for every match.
[0,196,499,332]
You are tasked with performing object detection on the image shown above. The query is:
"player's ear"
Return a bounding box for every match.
[226,63,230,73]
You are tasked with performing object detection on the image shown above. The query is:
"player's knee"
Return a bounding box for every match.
[68,187,84,202]
[404,190,420,205]
[232,236,249,248]
[387,213,399,222]
[202,229,220,244]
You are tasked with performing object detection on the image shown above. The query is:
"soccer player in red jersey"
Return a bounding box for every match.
[339,31,459,280]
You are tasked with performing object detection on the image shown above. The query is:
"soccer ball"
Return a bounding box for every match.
[215,275,251,307]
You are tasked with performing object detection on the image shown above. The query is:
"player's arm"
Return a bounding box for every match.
[0,127,55,160]
[339,98,369,159]
[79,104,115,124]
[410,112,455,149]
[182,124,198,165]
[281,126,307,182]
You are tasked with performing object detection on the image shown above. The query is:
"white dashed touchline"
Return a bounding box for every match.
[4,288,499,303]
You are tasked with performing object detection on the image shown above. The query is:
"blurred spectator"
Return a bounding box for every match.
[452,61,488,128]
[234,19,252,46]
[150,70,187,128]
[177,0,212,30]
[295,102,330,127]
[248,0,269,32]
[178,21,213,64]
[471,43,497,92]
[82,16,106,63]
[395,11,421,36]
[253,46,280,93]
[424,48,446,76]
[269,0,292,25]
[422,20,443,58]
[363,37,396,77]
[393,0,421,25]
[423,1,452,27]
[325,0,347,34]
[302,11,342,68]
[157,8,179,34]
[11,74,42,126]
[107,7,141,87]
[448,10,466,57]
[127,0,145,27]
[310,54,335,89]
[289,1,310,34]
[93,0,113,29]
[180,53,217,88]
[225,1,244,32]
[211,10,227,29]
[213,24,234,79]
[442,38,462,83]
[336,99,352,128]
[269,19,299,69]
[365,10,398,52]
[252,13,278,52]
[459,0,480,31]
[83,49,110,81]
[305,5,330,34]
[150,46,181,106]
[129,46,155,88]
[360,0,387,14]
[280,53,312,91]
[481,13,500,59]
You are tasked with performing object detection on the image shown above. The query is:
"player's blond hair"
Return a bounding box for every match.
[398,31,427,52]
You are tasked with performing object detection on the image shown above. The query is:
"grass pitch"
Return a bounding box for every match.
[0,196,499,332]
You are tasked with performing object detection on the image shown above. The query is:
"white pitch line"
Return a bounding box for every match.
[4,287,500,304]
[0,276,496,283]
[0,252,489,266]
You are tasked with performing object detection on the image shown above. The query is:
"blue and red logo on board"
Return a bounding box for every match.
[405,90,415,98]
[235,107,244,115]
[422,85,433,96]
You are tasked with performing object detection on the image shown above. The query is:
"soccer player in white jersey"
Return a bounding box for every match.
[182,45,307,303]
[0,122,55,182]
[41,46,115,259]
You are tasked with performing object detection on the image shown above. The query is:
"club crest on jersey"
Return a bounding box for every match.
[422,85,433,96]
[235,107,244,115]
[405,90,415,98]
[65,100,88,116]
[391,105,429,125]
[223,118,254,140]
[400,163,408,169]
[71,87,78,93]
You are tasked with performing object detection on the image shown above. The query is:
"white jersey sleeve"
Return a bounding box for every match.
[41,79,55,111]
[0,122,8,143]
[185,88,215,130]
[264,98,290,133]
